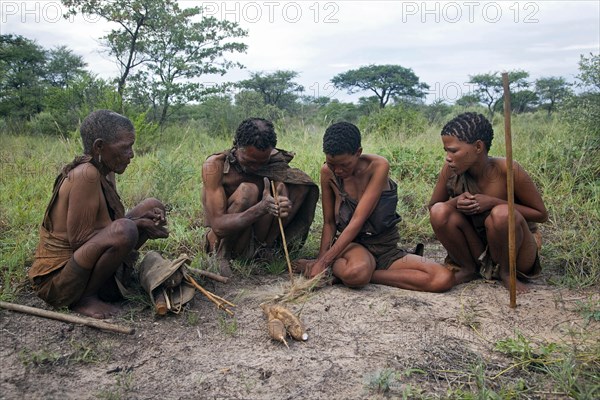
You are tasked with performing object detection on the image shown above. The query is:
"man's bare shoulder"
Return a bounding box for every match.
[202,154,226,182]
[204,153,226,165]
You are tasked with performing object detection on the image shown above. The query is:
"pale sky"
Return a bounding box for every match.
[2,0,599,103]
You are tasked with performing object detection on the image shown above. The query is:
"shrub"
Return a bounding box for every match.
[358,103,427,139]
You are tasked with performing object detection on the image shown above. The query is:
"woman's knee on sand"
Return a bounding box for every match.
[334,259,373,288]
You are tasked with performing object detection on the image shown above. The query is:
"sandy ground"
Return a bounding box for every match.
[1,250,598,400]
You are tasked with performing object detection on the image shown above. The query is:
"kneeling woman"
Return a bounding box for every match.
[298,122,453,292]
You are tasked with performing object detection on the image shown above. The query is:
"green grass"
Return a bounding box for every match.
[1,110,598,397]
[362,331,599,399]
[1,112,599,298]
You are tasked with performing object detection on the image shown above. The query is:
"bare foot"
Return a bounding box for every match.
[453,266,478,285]
[499,272,530,294]
[217,258,233,278]
[71,296,121,319]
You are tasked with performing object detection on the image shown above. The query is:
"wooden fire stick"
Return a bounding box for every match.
[184,274,235,316]
[502,72,518,309]
[271,180,295,284]
[0,301,134,335]
[191,269,229,284]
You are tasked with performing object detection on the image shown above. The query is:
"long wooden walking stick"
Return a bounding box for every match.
[0,301,134,334]
[502,72,518,309]
[271,180,295,284]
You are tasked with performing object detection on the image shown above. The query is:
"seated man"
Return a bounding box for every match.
[428,112,548,293]
[201,118,318,277]
[28,110,169,319]
[297,122,453,292]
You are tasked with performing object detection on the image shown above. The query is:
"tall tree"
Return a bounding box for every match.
[139,5,246,125]
[468,70,529,116]
[0,34,47,118]
[46,45,87,88]
[64,0,246,122]
[331,65,429,108]
[62,0,175,104]
[237,70,304,111]
[535,77,572,116]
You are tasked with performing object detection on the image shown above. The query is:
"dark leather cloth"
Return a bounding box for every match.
[208,148,319,250]
[331,175,407,270]
[28,156,132,305]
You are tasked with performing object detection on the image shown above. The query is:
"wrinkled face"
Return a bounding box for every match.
[325,151,361,179]
[100,130,135,174]
[442,135,479,174]
[236,146,272,173]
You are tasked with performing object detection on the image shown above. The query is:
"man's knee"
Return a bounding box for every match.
[110,219,138,250]
[230,182,260,210]
[139,197,165,211]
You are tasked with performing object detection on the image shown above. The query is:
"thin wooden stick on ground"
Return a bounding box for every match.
[0,301,135,335]
[190,269,229,284]
[271,180,294,284]
[184,274,235,316]
[502,72,518,309]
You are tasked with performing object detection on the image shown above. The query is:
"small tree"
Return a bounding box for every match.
[468,70,529,117]
[455,94,481,108]
[535,77,572,116]
[509,90,538,114]
[237,70,304,111]
[135,5,247,125]
[331,65,429,108]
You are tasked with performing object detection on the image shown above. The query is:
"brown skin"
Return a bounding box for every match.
[297,150,453,292]
[428,136,548,293]
[50,130,168,319]
[201,146,309,275]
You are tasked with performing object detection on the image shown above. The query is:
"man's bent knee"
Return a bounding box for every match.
[139,197,165,211]
[230,182,260,210]
[110,219,139,250]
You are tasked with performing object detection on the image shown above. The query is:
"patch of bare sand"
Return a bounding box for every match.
[1,270,597,399]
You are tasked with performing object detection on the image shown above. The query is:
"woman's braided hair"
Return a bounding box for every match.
[441,112,494,151]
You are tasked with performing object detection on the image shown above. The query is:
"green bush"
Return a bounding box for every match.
[26,112,62,136]
[358,103,427,139]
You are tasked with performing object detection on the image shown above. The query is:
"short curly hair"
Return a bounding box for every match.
[441,112,494,151]
[323,122,362,156]
[233,118,277,150]
[80,110,134,154]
